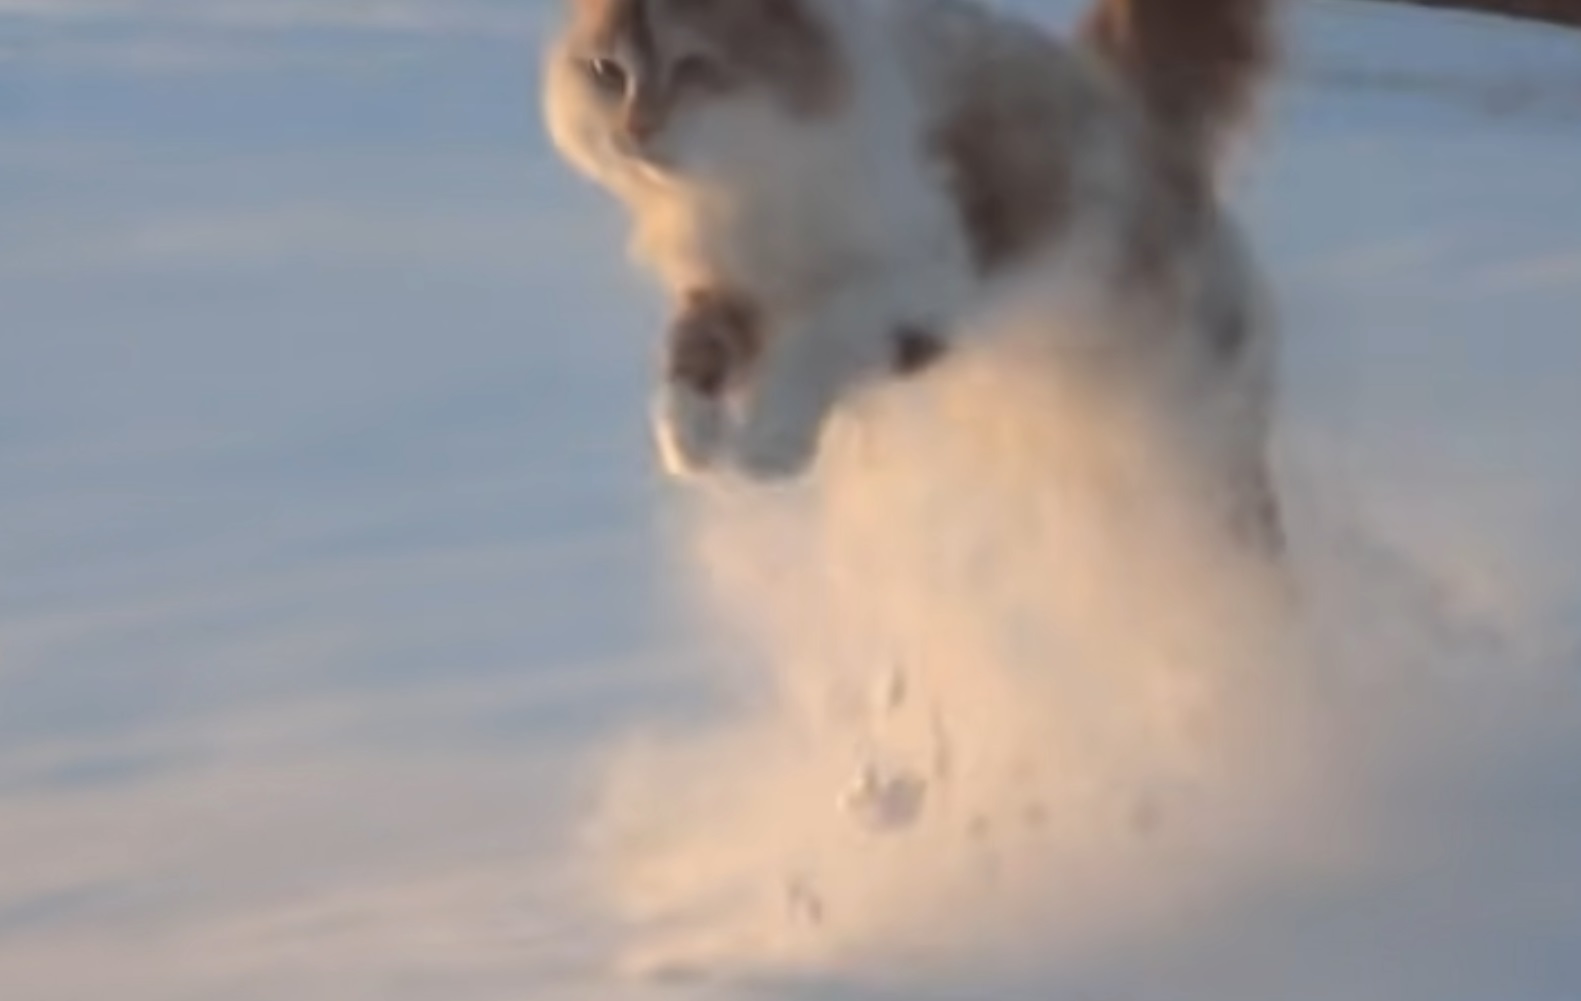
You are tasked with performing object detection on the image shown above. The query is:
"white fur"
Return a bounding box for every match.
[545,0,978,477]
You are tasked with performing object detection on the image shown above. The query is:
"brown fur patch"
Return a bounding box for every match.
[892,324,948,376]
[928,33,1081,274]
[566,0,845,120]
[668,0,847,115]
[1080,0,1274,168]
[666,288,765,396]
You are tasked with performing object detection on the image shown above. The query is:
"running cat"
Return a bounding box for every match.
[542,0,1279,543]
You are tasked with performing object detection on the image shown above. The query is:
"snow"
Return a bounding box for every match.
[1,1,1579,999]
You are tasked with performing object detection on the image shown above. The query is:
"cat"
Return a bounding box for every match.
[541,0,1280,546]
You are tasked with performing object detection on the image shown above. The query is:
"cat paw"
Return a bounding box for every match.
[728,407,822,481]
[652,382,729,479]
[666,289,762,397]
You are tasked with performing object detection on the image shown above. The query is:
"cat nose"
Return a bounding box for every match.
[621,88,668,148]
[623,108,662,146]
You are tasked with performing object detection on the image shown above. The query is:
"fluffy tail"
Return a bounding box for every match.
[1080,0,1275,171]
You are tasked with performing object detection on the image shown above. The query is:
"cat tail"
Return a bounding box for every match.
[1079,0,1276,175]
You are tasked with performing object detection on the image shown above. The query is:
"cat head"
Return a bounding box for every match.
[543,0,846,186]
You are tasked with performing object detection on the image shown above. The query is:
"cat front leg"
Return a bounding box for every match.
[726,231,974,478]
[656,282,954,481]
[725,322,857,480]
[729,285,944,480]
[652,288,763,478]
[651,382,728,479]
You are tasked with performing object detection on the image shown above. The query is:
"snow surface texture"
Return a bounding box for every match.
[2,1,1580,999]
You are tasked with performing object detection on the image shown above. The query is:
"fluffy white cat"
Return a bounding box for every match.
[541,0,1280,546]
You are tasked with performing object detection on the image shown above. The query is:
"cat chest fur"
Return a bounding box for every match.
[620,3,975,325]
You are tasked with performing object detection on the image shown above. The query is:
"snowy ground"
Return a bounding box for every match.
[1,2,1578,999]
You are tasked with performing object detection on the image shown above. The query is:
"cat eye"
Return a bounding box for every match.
[586,57,629,96]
